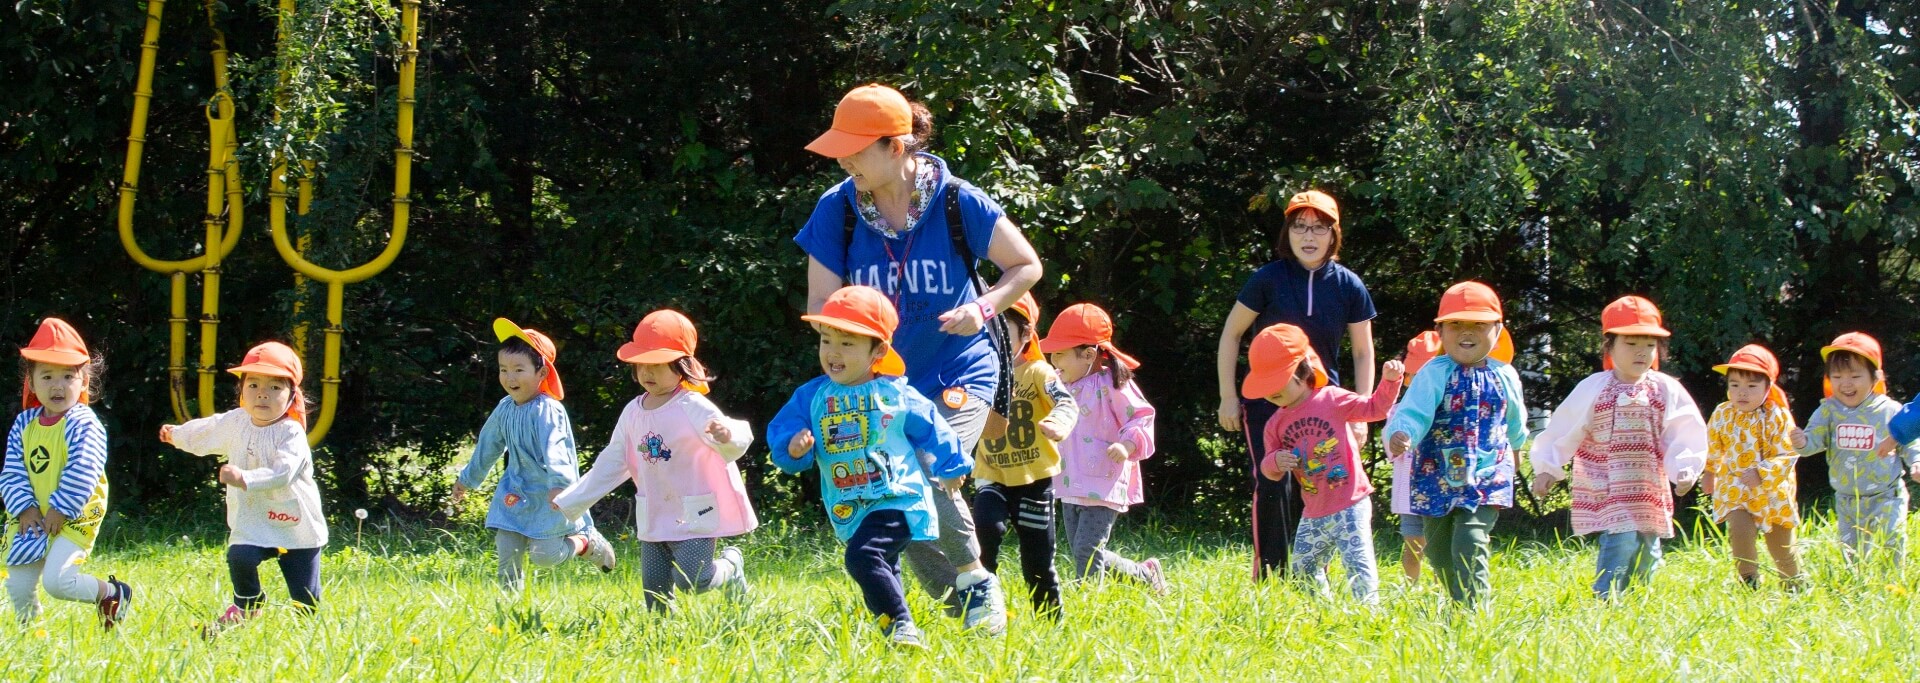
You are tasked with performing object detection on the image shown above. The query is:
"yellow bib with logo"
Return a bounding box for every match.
[8,415,108,552]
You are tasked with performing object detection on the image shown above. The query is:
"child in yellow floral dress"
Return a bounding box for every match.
[1704,344,1802,589]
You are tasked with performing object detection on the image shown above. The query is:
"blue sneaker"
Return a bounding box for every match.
[959,575,1007,635]
[882,616,925,649]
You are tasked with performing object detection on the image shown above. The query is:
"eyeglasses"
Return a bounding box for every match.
[1289,223,1332,236]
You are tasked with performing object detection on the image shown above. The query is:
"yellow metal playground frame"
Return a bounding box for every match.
[118,0,420,446]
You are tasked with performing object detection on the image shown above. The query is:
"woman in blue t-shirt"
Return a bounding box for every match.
[794,84,1042,634]
[1214,189,1378,581]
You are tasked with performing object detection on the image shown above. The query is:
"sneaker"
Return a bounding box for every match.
[720,546,750,597]
[882,617,926,649]
[959,575,1008,635]
[200,604,250,640]
[582,528,617,573]
[97,575,133,630]
[1142,558,1169,595]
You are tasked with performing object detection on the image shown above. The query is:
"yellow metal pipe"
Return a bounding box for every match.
[167,273,190,422]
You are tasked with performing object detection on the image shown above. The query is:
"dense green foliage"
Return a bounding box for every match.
[3,1,1917,523]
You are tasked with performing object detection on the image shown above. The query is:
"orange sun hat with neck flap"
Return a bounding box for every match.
[1404,328,1514,379]
[1241,323,1327,400]
[227,341,308,427]
[618,309,709,394]
[1434,281,1504,323]
[19,318,93,410]
[805,84,913,159]
[493,318,565,401]
[1820,331,1887,397]
[1601,295,1670,370]
[802,285,908,376]
[1713,343,1788,408]
[1007,292,1044,363]
[1039,303,1140,370]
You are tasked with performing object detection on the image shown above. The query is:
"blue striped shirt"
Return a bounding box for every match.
[3,405,108,564]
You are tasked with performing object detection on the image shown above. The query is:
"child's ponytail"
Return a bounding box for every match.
[1094,346,1134,388]
[672,356,717,394]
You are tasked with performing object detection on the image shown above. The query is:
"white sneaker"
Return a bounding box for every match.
[583,529,616,572]
[721,546,750,597]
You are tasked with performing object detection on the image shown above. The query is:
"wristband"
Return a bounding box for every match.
[976,299,996,321]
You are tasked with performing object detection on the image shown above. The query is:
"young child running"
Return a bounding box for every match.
[2,319,131,628]
[161,341,328,630]
[970,293,1077,619]
[1531,296,1707,600]
[1794,332,1920,566]
[1702,344,1803,589]
[1385,282,1528,607]
[553,310,755,611]
[769,285,971,648]
[453,320,614,591]
[1386,331,1514,585]
[1041,303,1165,592]
[1245,323,1403,604]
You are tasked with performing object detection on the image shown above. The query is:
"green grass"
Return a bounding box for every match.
[4,511,1919,681]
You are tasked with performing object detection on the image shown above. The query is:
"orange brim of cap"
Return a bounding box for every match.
[1819,344,1881,366]
[802,314,908,376]
[617,344,689,365]
[1434,311,1503,323]
[20,348,89,366]
[226,362,298,381]
[1711,361,1771,378]
[1240,359,1328,400]
[805,128,881,159]
[1605,324,1671,337]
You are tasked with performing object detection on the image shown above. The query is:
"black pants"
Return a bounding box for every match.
[844,509,912,624]
[1242,399,1304,581]
[974,478,1063,618]
[228,544,322,611]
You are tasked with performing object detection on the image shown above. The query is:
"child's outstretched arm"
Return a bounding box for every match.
[1794,405,1832,457]
[1,414,36,517]
[44,411,108,522]
[553,413,636,520]
[767,381,822,474]
[688,394,755,462]
[163,410,241,457]
[1384,361,1448,458]
[455,408,511,497]
[903,388,970,484]
[1530,374,1604,493]
[1110,381,1157,462]
[1336,360,1405,423]
[1036,368,1078,442]
[1889,398,1920,447]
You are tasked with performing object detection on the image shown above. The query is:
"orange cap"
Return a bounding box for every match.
[1713,343,1787,407]
[1038,303,1140,370]
[805,85,914,159]
[618,310,709,394]
[227,341,308,427]
[1821,332,1887,396]
[801,286,908,376]
[493,319,566,401]
[1241,324,1328,399]
[1007,293,1043,363]
[1434,281,1504,323]
[1602,296,1671,337]
[19,318,92,410]
[1283,190,1340,226]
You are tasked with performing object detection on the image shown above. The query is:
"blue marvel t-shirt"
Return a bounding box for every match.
[795,154,1002,400]
[1236,259,1376,386]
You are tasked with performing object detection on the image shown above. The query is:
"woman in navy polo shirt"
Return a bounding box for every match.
[1214,190,1378,581]
[795,84,1042,634]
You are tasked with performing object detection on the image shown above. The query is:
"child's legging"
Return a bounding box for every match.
[1423,505,1498,606]
[1290,498,1380,604]
[845,509,913,625]
[640,538,735,611]
[495,530,578,591]
[6,537,103,621]
[974,479,1062,615]
[1061,503,1153,584]
[229,544,321,611]
[902,391,990,606]
[1836,490,1908,564]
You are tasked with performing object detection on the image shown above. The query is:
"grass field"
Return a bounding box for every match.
[4,508,1919,682]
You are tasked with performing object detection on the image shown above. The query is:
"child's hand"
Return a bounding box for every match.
[1876,438,1899,458]
[451,481,467,504]
[1529,475,1556,499]
[938,476,965,492]
[1262,451,1298,481]
[1674,478,1696,497]
[15,507,43,534]
[41,509,66,538]
[548,488,564,512]
[1386,432,1412,460]
[1739,468,1762,489]
[1381,359,1405,384]
[1789,429,1807,449]
[217,464,247,489]
[787,430,815,458]
[1039,420,1069,443]
[158,424,176,445]
[1105,442,1132,463]
[1701,472,1716,496]
[705,419,733,445]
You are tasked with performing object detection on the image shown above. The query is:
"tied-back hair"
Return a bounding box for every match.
[1090,346,1134,388]
[671,356,716,386]
[883,100,936,156]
